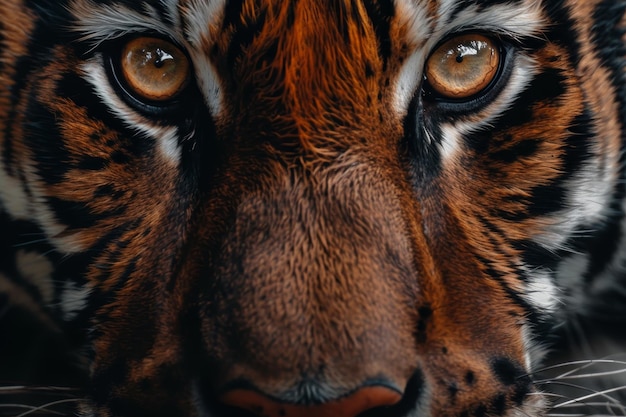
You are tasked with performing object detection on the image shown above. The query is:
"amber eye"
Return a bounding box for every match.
[119,37,190,103]
[425,34,500,100]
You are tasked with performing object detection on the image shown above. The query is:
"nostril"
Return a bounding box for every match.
[219,385,402,417]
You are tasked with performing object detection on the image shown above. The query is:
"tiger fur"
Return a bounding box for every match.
[0,0,625,416]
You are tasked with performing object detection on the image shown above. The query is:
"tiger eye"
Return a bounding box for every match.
[425,34,500,99]
[120,37,190,102]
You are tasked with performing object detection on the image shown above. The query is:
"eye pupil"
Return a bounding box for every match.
[456,55,464,63]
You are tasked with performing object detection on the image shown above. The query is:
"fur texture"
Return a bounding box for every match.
[0,0,625,416]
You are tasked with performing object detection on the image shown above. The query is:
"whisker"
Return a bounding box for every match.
[0,386,78,393]
[512,405,536,417]
[0,404,67,416]
[538,380,625,408]
[12,239,52,248]
[550,384,626,408]
[528,391,570,400]
[534,367,626,383]
[547,412,626,416]
[554,400,626,410]
[13,398,82,417]
[531,359,626,378]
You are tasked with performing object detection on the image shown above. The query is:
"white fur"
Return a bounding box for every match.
[523,267,561,314]
[182,0,227,41]
[189,52,224,117]
[181,0,226,116]
[521,322,550,372]
[0,165,30,220]
[70,0,186,48]
[439,124,462,162]
[22,160,86,253]
[391,0,432,113]
[160,0,183,28]
[435,1,545,38]
[393,51,428,116]
[15,250,55,304]
[61,280,92,321]
[80,57,182,166]
[533,161,617,254]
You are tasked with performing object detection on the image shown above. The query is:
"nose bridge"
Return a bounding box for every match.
[226,162,416,321]
[210,161,419,396]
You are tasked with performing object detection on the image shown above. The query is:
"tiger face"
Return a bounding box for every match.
[1,0,625,416]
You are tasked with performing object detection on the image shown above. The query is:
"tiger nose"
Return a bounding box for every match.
[220,385,402,417]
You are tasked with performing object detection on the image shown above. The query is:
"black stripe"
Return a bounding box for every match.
[221,0,275,70]
[485,67,568,134]
[472,214,524,275]
[469,216,556,326]
[3,3,77,180]
[542,0,582,66]
[526,109,595,217]
[54,70,157,161]
[405,95,443,183]
[473,249,545,327]
[584,0,626,282]
[591,1,626,131]
[86,219,141,284]
[526,183,566,218]
[448,0,525,22]
[0,20,5,75]
[0,215,56,305]
[47,196,127,230]
[582,210,624,281]
[24,97,73,185]
[3,56,38,178]
[361,0,394,71]
[489,138,540,164]
[516,239,561,273]
[55,71,130,140]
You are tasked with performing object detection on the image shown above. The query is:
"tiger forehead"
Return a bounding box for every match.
[185,0,394,55]
[201,0,395,107]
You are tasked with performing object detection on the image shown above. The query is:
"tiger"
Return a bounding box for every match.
[1,0,625,416]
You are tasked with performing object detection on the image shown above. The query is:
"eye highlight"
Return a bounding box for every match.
[425,34,500,100]
[119,37,190,103]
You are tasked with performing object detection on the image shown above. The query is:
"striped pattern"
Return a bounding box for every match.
[0,0,624,416]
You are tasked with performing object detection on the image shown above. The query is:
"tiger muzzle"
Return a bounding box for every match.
[192,162,423,416]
